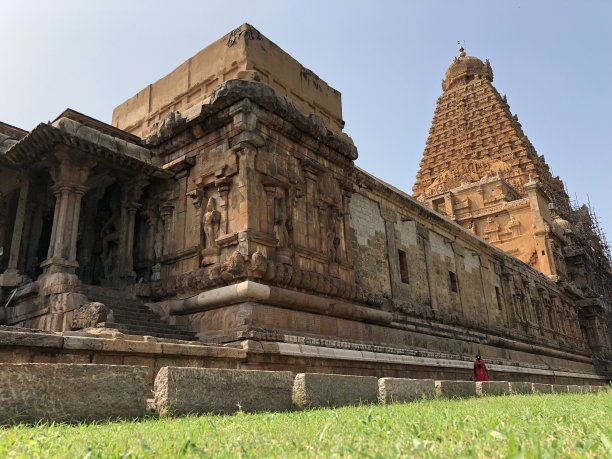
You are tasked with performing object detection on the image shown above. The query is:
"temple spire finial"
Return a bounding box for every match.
[458,41,466,58]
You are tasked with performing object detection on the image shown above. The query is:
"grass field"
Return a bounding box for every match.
[1,392,610,458]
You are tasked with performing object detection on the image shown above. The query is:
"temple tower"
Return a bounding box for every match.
[413,47,612,374]
[413,47,569,212]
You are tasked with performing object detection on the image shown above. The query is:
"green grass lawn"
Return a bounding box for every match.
[1,392,610,458]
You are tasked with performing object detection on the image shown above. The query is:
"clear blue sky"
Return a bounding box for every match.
[1,1,611,240]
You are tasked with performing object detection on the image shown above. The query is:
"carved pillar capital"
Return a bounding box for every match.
[42,153,96,275]
[230,132,265,151]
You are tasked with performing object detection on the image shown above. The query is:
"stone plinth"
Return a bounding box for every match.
[532,383,553,393]
[292,373,378,409]
[0,363,148,424]
[477,381,511,396]
[509,382,534,394]
[154,367,294,416]
[552,385,569,393]
[378,378,436,404]
[435,380,477,399]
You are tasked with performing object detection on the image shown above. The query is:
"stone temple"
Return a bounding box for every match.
[0,24,610,385]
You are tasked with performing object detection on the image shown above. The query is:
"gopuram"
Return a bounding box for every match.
[0,24,610,384]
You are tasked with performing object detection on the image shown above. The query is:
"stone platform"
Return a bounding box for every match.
[1,325,606,387]
[0,325,244,386]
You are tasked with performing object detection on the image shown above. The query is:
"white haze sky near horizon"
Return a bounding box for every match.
[1,0,611,240]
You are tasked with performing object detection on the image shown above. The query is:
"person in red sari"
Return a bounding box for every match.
[473,354,489,381]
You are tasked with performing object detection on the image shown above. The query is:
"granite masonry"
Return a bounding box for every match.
[0,24,610,389]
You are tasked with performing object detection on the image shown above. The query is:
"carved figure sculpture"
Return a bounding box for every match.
[274,195,289,248]
[100,201,120,279]
[203,197,221,248]
[327,208,341,263]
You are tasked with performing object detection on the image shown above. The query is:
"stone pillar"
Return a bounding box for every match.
[340,188,352,265]
[159,201,175,260]
[77,187,105,283]
[263,181,277,235]
[119,176,149,280]
[0,195,7,272]
[22,199,44,278]
[40,151,96,275]
[0,176,29,286]
[216,179,231,236]
[236,144,260,232]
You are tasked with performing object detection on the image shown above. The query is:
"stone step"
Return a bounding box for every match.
[81,285,198,341]
[81,286,136,301]
[90,298,147,308]
[110,310,158,319]
[97,322,195,336]
[95,323,198,341]
[104,317,190,333]
[109,306,158,316]
[101,319,182,331]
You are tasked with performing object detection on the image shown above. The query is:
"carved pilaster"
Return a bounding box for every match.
[236,144,260,234]
[301,160,324,252]
[120,175,149,280]
[159,198,175,259]
[340,186,353,265]
[216,178,232,236]
[263,180,277,235]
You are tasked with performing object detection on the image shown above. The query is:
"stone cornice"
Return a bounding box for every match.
[146,80,358,162]
[2,121,171,178]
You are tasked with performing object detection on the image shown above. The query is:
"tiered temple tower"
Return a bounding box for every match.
[414,47,612,373]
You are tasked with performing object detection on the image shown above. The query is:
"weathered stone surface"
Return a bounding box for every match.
[566,385,582,393]
[477,381,511,396]
[154,367,294,416]
[0,329,64,348]
[292,373,378,408]
[0,363,148,424]
[532,383,553,393]
[509,382,533,394]
[435,380,477,399]
[552,385,568,393]
[378,378,436,404]
[71,302,113,330]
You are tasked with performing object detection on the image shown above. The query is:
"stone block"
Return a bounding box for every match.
[154,367,294,416]
[509,382,533,394]
[292,373,378,409]
[435,380,477,399]
[92,354,124,365]
[566,385,583,393]
[378,378,436,404]
[477,381,511,396]
[71,302,113,330]
[552,385,568,393]
[62,335,104,351]
[0,329,63,349]
[0,363,148,424]
[532,383,553,393]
